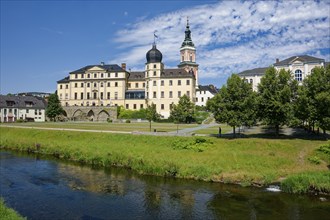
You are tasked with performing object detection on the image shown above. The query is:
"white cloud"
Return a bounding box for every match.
[110,0,330,87]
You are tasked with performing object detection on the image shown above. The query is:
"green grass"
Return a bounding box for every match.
[5,121,197,132]
[1,127,329,193]
[0,198,25,220]
[194,124,232,135]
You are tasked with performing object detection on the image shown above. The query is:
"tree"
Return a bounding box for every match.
[46,93,64,121]
[170,95,195,123]
[296,65,330,133]
[207,74,257,137]
[257,67,298,136]
[146,103,161,132]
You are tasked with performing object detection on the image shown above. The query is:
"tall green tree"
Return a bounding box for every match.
[257,67,298,135]
[296,65,330,133]
[170,95,195,123]
[146,103,161,132]
[46,93,64,121]
[207,74,257,137]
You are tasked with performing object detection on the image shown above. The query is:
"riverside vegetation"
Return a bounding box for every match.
[0,198,25,220]
[1,127,329,194]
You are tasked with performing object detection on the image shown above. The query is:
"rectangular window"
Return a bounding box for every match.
[126,104,129,109]
[87,83,90,87]
[100,83,103,87]
[107,92,110,99]
[101,73,104,78]
[178,91,181,98]
[143,83,145,87]
[115,72,118,77]
[153,71,156,76]
[75,83,77,88]
[26,109,29,113]
[140,104,143,109]
[66,85,68,89]
[115,82,118,87]
[178,80,181,86]
[186,80,190,85]
[202,97,204,102]
[169,91,173,98]
[60,85,62,89]
[249,79,253,84]
[128,83,131,88]
[161,80,164,86]
[169,80,173,86]
[74,93,77,100]
[115,92,118,100]
[93,93,97,99]
[153,91,157,98]
[81,93,83,100]
[81,74,84,79]
[65,93,68,99]
[87,93,90,99]
[75,74,78,79]
[161,104,164,110]
[153,81,156,86]
[186,91,190,97]
[133,104,137,109]
[35,110,38,115]
[161,91,164,98]
[87,74,90,78]
[108,73,110,77]
[107,82,110,87]
[81,83,84,87]
[153,64,156,68]
[100,92,103,100]
[135,83,138,88]
[94,73,97,78]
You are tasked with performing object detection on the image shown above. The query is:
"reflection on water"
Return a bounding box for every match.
[0,151,329,220]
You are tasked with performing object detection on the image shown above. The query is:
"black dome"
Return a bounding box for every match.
[146,44,162,63]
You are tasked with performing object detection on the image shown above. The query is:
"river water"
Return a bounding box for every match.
[0,150,329,220]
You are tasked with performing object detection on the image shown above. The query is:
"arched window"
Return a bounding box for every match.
[294,69,303,81]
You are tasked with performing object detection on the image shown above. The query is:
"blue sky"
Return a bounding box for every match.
[1,0,330,95]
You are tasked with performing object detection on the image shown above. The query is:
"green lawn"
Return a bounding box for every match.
[194,124,232,135]
[1,127,329,194]
[2,121,198,132]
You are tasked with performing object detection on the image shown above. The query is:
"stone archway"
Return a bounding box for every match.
[73,109,84,121]
[87,110,95,121]
[97,110,110,122]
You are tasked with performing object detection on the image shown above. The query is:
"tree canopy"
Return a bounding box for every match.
[46,93,64,121]
[169,95,195,124]
[207,74,257,137]
[257,67,298,135]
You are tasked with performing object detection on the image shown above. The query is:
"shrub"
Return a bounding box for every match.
[125,119,131,123]
[172,137,213,152]
[317,144,330,155]
[308,156,321,165]
[15,119,24,123]
[107,118,112,123]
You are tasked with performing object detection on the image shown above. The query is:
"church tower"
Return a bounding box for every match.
[178,18,199,87]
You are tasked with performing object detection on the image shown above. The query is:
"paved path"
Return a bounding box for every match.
[168,123,219,135]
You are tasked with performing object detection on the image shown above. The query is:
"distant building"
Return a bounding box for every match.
[16,92,51,98]
[0,95,47,122]
[195,85,218,107]
[238,55,327,91]
[57,19,198,119]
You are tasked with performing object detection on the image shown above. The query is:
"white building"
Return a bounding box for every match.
[0,95,46,122]
[238,55,327,91]
[195,85,218,107]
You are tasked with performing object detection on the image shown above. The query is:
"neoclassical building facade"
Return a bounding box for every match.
[238,55,327,91]
[57,20,198,118]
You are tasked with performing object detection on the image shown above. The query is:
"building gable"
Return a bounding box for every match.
[87,66,106,71]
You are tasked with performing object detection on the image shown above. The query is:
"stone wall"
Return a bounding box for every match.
[62,106,117,122]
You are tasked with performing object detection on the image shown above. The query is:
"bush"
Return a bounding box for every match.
[15,119,24,123]
[107,118,112,123]
[125,119,131,123]
[308,156,321,165]
[171,137,213,152]
[317,144,330,155]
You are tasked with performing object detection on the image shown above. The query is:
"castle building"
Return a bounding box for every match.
[238,55,327,91]
[57,20,197,119]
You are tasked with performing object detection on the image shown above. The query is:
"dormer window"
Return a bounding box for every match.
[25,101,33,107]
[6,101,15,107]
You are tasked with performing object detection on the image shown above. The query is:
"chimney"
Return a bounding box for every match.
[276,58,279,63]
[101,62,105,66]
[121,63,126,70]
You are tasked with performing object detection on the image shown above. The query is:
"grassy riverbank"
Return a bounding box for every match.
[1,127,329,194]
[0,198,25,220]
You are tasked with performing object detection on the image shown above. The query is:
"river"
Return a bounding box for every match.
[0,150,329,219]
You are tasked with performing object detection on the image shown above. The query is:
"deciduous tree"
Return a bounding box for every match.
[46,93,64,121]
[146,103,161,132]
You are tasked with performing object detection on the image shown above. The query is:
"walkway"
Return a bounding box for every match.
[167,123,219,135]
